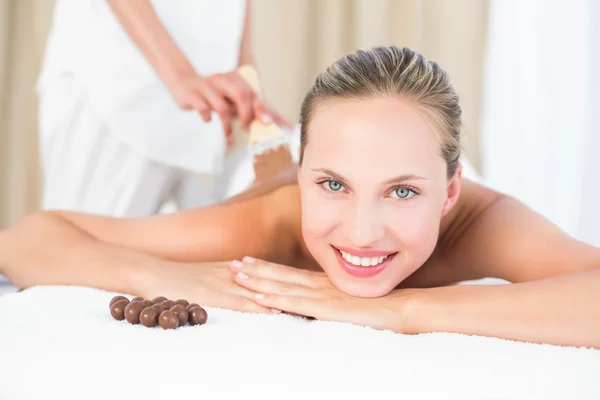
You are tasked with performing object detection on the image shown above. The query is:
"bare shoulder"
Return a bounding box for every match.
[425,179,600,284]
[401,179,503,287]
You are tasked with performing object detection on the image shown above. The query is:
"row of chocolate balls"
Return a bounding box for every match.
[109,296,207,329]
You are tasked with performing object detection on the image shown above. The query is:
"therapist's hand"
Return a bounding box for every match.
[169,69,292,142]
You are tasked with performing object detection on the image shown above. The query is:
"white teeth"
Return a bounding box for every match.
[339,250,389,267]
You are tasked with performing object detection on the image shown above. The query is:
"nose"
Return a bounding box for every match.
[343,197,386,247]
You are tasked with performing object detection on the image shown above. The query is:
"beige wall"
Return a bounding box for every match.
[0,0,487,228]
[0,0,49,229]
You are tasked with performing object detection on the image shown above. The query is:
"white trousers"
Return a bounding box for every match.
[38,76,254,217]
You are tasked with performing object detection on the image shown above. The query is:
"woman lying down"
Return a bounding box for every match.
[2,47,599,348]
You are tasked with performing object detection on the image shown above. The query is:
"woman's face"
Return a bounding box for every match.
[298,97,461,298]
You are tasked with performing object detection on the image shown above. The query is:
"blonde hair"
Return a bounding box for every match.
[299,46,462,178]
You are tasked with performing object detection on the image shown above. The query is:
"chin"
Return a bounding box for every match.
[328,275,398,298]
[317,254,414,298]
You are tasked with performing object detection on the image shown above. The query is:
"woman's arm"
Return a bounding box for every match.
[0,212,158,293]
[405,193,600,348]
[48,171,299,264]
[58,189,286,263]
[0,181,297,313]
[406,269,600,348]
[0,176,298,290]
[0,213,274,313]
[48,192,285,264]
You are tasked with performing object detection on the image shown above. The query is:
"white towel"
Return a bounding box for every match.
[0,286,598,399]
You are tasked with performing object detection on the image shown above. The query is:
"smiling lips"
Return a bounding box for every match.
[332,245,397,278]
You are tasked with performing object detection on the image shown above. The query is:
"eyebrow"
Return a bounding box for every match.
[310,168,427,185]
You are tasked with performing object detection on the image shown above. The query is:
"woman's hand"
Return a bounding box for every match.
[169,69,292,143]
[230,257,416,332]
[140,260,277,314]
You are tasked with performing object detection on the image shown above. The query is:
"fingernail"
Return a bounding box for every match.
[260,113,273,124]
[231,260,244,269]
[237,272,249,280]
[270,308,281,314]
[243,256,256,264]
[255,293,266,299]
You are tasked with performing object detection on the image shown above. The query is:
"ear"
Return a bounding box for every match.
[441,163,462,217]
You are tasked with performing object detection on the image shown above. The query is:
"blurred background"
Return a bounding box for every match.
[0,0,598,247]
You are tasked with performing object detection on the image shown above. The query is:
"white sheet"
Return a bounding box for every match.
[0,286,598,399]
[0,280,17,297]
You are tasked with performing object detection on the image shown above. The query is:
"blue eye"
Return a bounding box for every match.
[327,180,343,191]
[392,187,414,199]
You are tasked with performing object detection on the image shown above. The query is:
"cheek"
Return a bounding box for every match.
[390,205,440,242]
[300,186,341,243]
[386,197,444,258]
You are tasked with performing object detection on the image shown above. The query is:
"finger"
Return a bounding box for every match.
[232,295,276,314]
[187,92,212,122]
[230,258,326,289]
[221,276,268,301]
[204,292,273,314]
[252,98,274,125]
[199,83,233,138]
[217,73,255,130]
[233,271,321,299]
[253,294,324,319]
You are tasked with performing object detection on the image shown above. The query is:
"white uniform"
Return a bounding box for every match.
[37,0,248,216]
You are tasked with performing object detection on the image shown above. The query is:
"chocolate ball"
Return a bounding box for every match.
[159,310,179,330]
[161,299,175,309]
[131,296,145,303]
[141,300,153,308]
[188,306,208,326]
[174,299,189,307]
[170,305,189,326]
[152,303,166,314]
[152,296,167,305]
[139,307,159,328]
[124,301,146,324]
[110,299,129,321]
[186,303,199,311]
[109,295,129,307]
